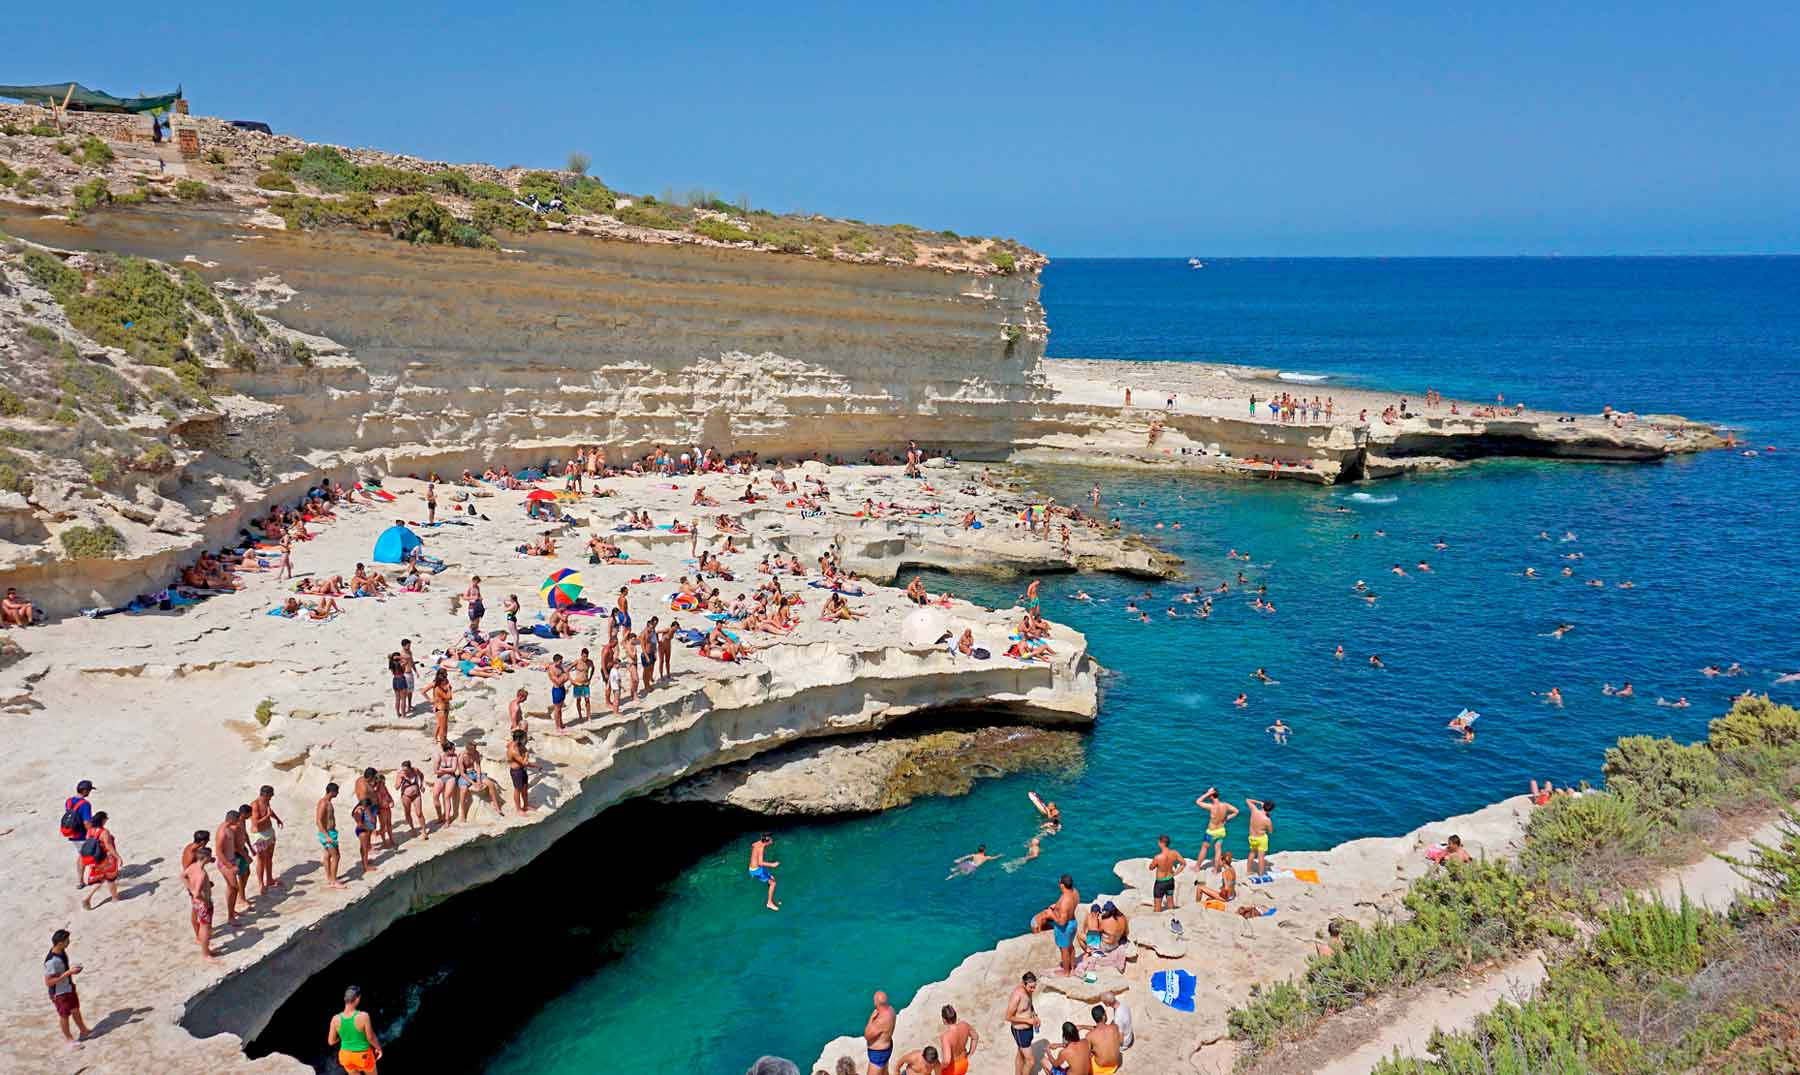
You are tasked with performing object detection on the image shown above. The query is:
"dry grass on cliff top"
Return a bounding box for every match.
[0,104,1037,273]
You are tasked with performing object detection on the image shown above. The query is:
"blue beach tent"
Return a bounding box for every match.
[372,524,423,564]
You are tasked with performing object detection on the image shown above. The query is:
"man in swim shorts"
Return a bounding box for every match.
[250,784,283,896]
[316,782,345,890]
[1034,874,1082,977]
[570,648,594,722]
[749,833,780,911]
[545,654,571,730]
[1195,788,1238,873]
[1150,834,1184,911]
[1246,797,1275,879]
[864,990,896,1074]
[327,984,383,1073]
[1084,1004,1123,1074]
[1041,1022,1092,1075]
[937,1004,978,1075]
[1004,973,1040,1075]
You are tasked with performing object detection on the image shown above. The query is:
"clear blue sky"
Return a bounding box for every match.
[12,3,1799,256]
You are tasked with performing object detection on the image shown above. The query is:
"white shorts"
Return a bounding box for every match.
[608,667,625,689]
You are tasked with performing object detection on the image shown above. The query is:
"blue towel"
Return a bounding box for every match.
[1150,969,1198,1012]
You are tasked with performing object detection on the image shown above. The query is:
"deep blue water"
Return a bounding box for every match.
[257,258,1800,1074]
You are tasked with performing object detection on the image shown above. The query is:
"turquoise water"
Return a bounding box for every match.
[253,258,1800,1073]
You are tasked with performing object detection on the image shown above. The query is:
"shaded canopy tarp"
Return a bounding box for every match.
[0,82,182,114]
[371,525,423,564]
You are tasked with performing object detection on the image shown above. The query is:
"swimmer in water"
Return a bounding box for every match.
[1166,607,1179,618]
[1073,590,1091,601]
[1524,567,1540,578]
[1354,580,1368,592]
[1538,531,1551,540]
[1562,531,1577,542]
[1617,580,1635,589]
[1533,687,1564,707]
[1447,714,1476,743]
[1234,693,1248,708]
[1433,538,1448,550]
[1252,668,1277,685]
[1139,612,1151,623]
[1562,567,1574,577]
[1543,623,1573,639]
[1124,601,1138,613]
[1701,665,1723,677]
[1587,579,1604,587]
[1334,644,1344,660]
[1392,564,1408,576]
[1266,719,1291,744]
[1657,696,1691,708]
[1416,561,1431,572]
[1369,654,1385,668]
[947,845,997,879]
[1375,529,1387,537]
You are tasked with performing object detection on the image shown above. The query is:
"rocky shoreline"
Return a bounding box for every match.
[811,796,1536,1075]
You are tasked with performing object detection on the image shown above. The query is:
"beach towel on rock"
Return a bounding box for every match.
[1150,969,1198,1012]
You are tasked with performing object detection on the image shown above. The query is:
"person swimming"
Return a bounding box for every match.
[948,845,997,879]
[1267,719,1290,744]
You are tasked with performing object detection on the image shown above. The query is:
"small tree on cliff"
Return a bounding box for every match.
[567,151,591,176]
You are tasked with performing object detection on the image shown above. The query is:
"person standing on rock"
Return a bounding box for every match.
[212,809,247,924]
[316,782,345,890]
[506,729,539,813]
[1195,787,1238,873]
[464,576,485,630]
[937,1004,978,1075]
[545,654,570,730]
[1246,797,1276,880]
[1004,973,1040,1075]
[183,846,217,961]
[1032,874,1081,977]
[425,480,437,525]
[1151,834,1185,911]
[863,990,896,1074]
[251,784,284,895]
[749,833,781,911]
[327,984,382,1074]
[570,649,594,723]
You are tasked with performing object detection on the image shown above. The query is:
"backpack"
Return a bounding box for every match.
[79,833,106,865]
[58,797,87,840]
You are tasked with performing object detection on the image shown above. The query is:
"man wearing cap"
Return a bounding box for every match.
[44,928,90,1045]
[62,781,96,886]
[328,984,382,1073]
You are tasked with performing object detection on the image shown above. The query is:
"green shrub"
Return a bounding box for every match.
[989,249,1017,273]
[358,164,429,194]
[693,218,752,243]
[60,256,194,366]
[132,442,175,471]
[566,176,616,214]
[566,151,590,176]
[254,698,276,725]
[0,449,30,494]
[56,356,140,414]
[79,135,114,166]
[85,451,116,485]
[203,147,227,166]
[429,169,474,196]
[616,203,682,230]
[268,150,303,172]
[55,140,76,156]
[71,178,111,213]
[1229,860,1569,1053]
[293,146,362,192]
[29,122,59,137]
[1603,736,1723,823]
[374,193,457,244]
[1520,789,1660,893]
[1709,695,1800,752]
[224,341,259,371]
[470,197,542,235]
[25,324,59,346]
[517,170,564,205]
[59,524,123,559]
[255,171,297,192]
[179,269,225,320]
[0,386,24,417]
[173,179,211,202]
[114,190,148,207]
[22,249,82,296]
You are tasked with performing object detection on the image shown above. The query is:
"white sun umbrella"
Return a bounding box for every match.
[900,607,949,649]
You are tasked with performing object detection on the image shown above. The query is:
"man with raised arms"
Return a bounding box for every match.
[1195,787,1238,873]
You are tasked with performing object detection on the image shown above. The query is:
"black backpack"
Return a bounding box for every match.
[79,834,106,863]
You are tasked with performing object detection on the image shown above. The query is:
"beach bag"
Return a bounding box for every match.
[59,797,87,839]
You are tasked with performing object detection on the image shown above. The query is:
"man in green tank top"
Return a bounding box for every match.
[328,985,382,1073]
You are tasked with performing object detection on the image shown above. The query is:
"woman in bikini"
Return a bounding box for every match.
[427,669,453,745]
[396,761,427,839]
[372,771,396,850]
[387,653,408,718]
[432,739,462,828]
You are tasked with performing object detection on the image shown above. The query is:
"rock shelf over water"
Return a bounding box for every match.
[0,463,1109,1074]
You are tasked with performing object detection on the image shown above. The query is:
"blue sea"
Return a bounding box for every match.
[253,257,1800,1073]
